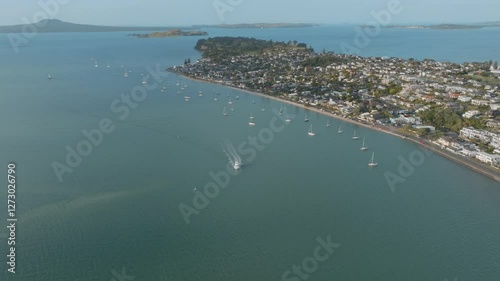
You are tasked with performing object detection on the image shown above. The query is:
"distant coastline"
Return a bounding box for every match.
[368,22,500,30]
[129,29,208,38]
[0,19,317,33]
[192,23,318,29]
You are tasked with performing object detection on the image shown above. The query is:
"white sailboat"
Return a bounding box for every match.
[223,107,228,116]
[47,74,52,80]
[360,137,368,151]
[304,113,310,122]
[252,97,256,104]
[184,95,190,102]
[338,126,343,134]
[249,113,255,126]
[326,119,331,127]
[352,130,360,140]
[198,90,203,97]
[308,124,316,136]
[368,152,378,167]
[285,114,291,123]
[107,62,111,68]
[279,105,284,115]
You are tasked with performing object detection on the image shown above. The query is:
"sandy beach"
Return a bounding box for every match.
[169,69,500,182]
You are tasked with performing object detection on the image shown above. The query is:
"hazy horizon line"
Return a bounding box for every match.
[2,18,500,28]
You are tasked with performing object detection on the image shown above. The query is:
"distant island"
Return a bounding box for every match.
[191,23,317,29]
[129,29,208,38]
[0,19,316,33]
[0,19,178,33]
[379,22,500,30]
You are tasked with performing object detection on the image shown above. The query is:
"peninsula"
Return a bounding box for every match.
[129,29,208,38]
[170,37,500,181]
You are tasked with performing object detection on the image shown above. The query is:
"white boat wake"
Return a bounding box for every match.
[221,140,242,170]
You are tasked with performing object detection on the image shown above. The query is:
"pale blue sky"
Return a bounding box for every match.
[1,0,499,26]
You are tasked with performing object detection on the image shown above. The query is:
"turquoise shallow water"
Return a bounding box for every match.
[0,27,500,281]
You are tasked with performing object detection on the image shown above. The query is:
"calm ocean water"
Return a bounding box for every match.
[0,26,500,281]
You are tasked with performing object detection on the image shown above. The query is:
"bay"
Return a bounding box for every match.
[0,26,499,281]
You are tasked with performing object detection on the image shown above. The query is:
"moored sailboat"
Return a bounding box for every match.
[308,124,316,136]
[352,130,360,140]
[360,137,368,151]
[368,152,378,167]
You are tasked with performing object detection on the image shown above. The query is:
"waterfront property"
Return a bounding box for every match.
[172,36,500,178]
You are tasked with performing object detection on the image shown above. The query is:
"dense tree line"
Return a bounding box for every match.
[418,107,486,133]
[300,53,350,67]
[194,37,312,60]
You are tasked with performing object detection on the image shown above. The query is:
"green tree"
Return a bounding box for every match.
[416,128,430,137]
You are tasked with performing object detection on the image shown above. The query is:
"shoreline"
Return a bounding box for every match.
[168,69,500,183]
